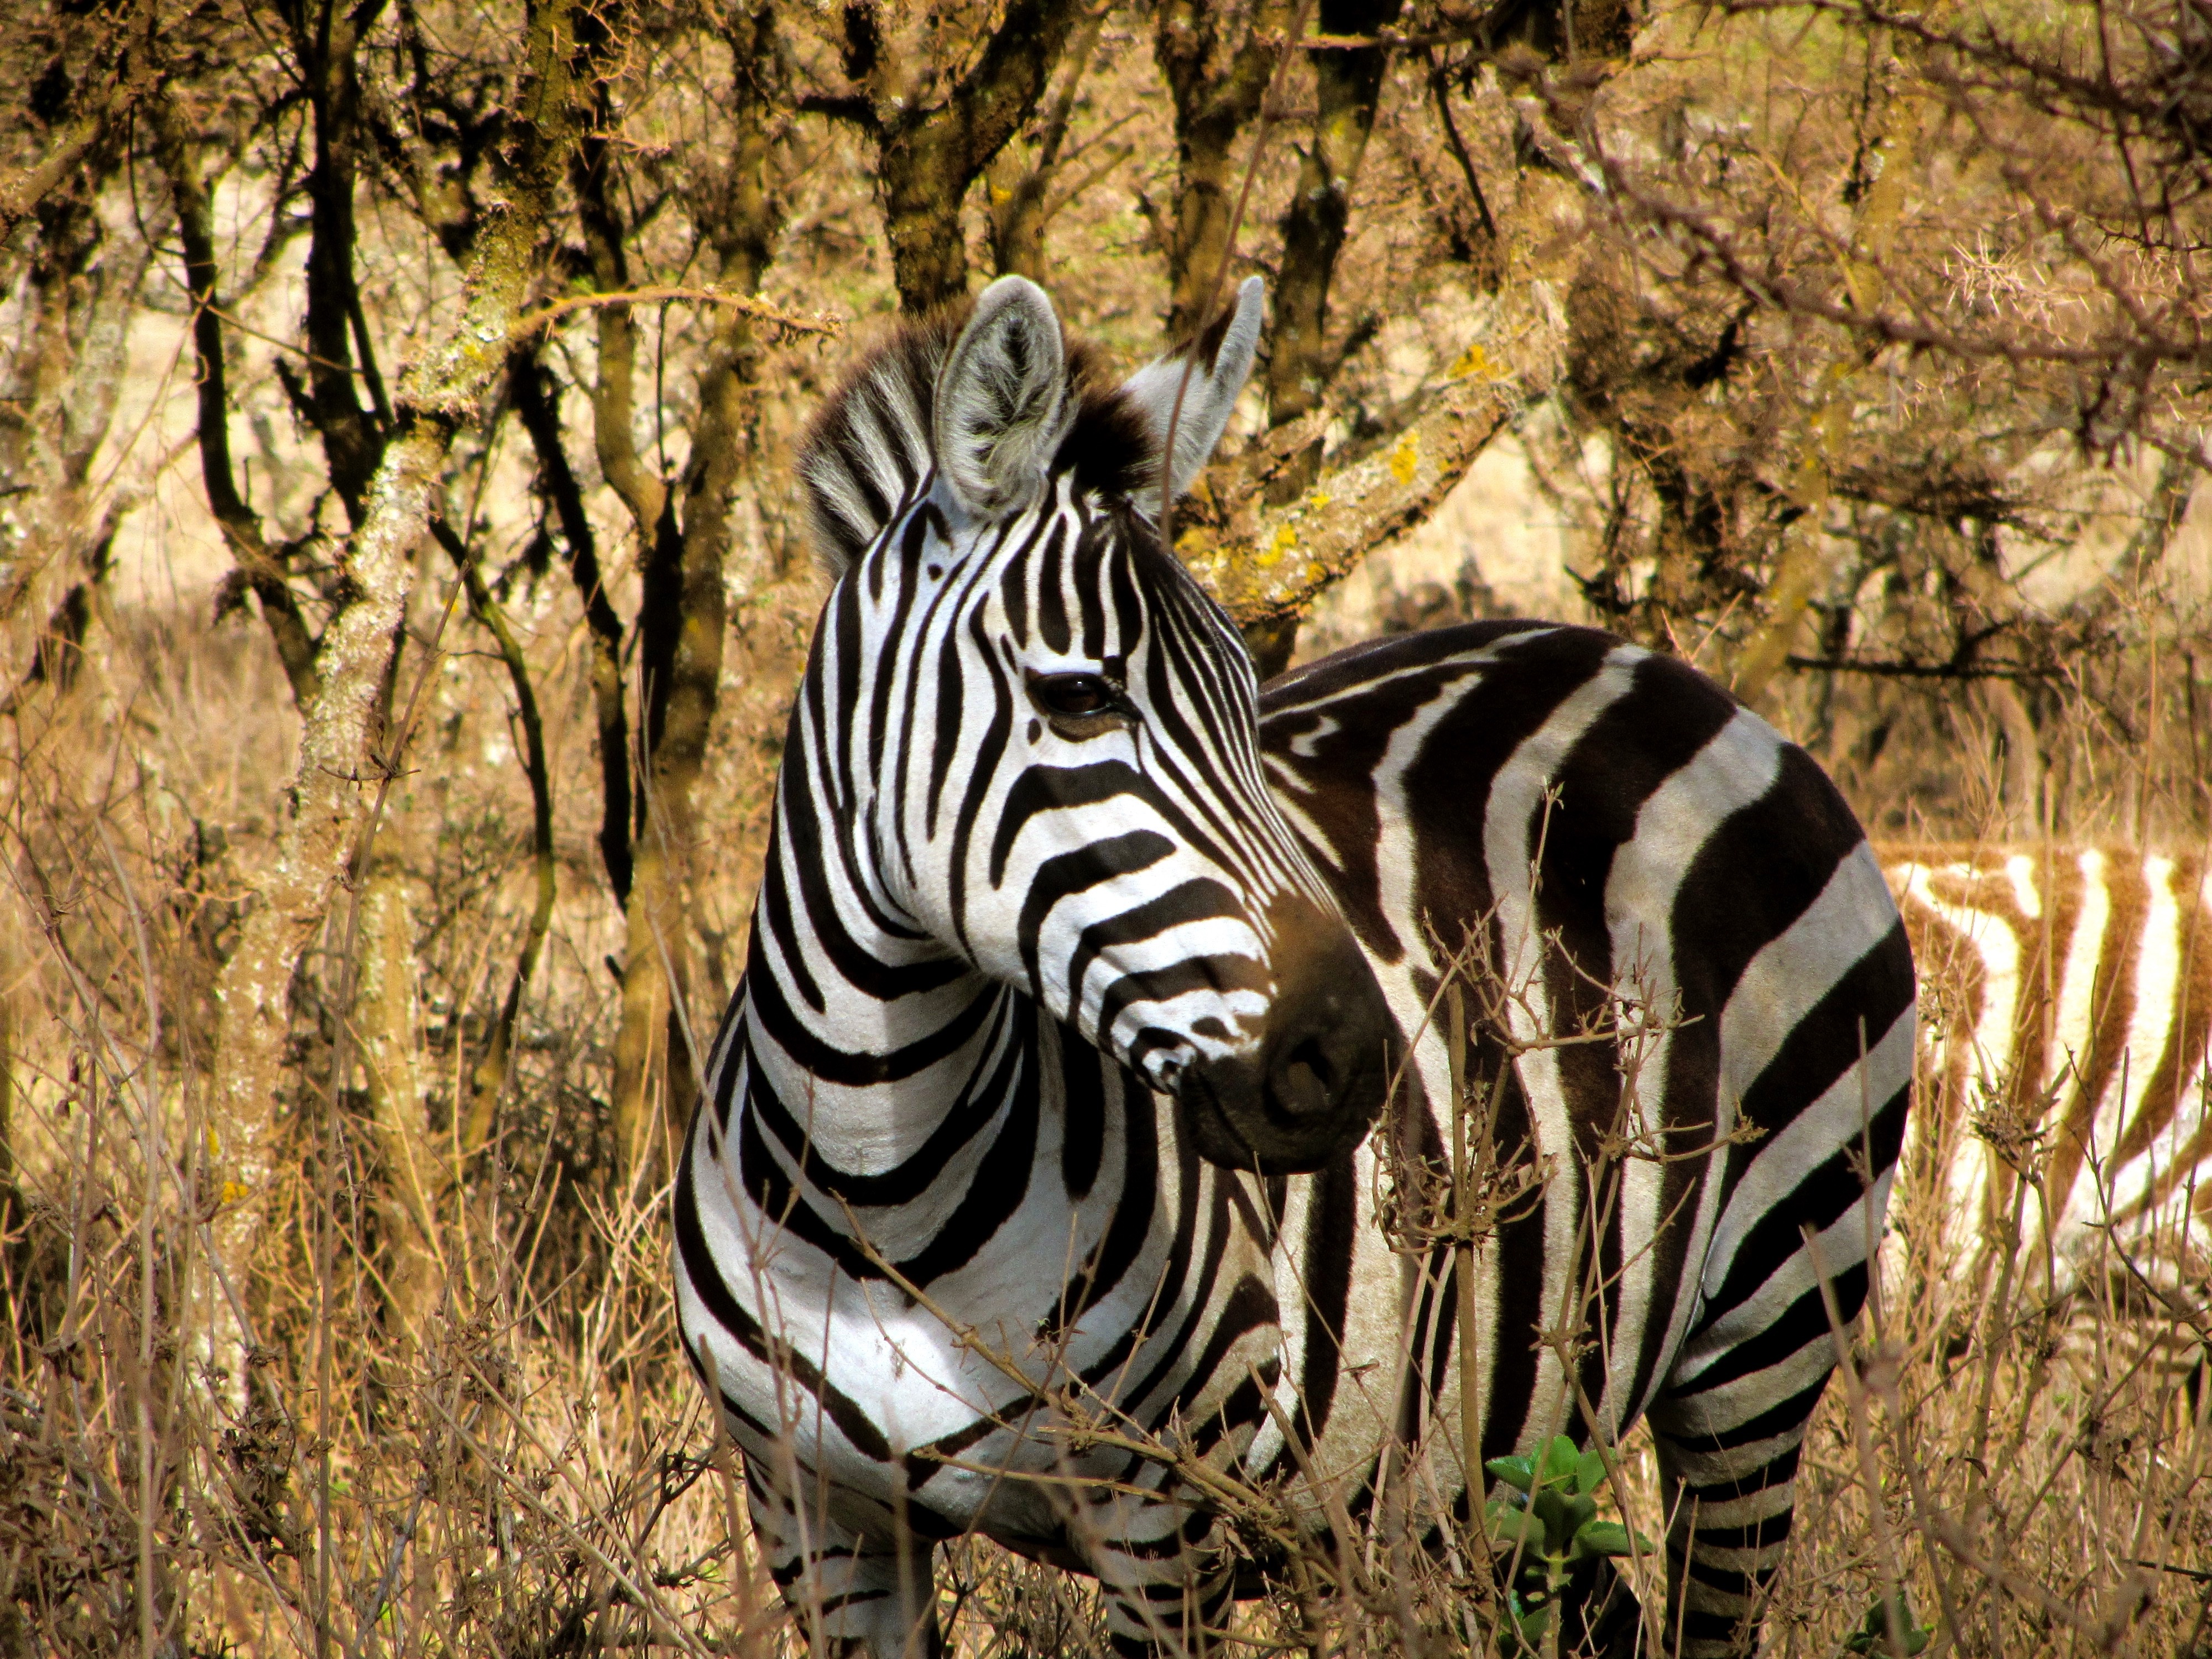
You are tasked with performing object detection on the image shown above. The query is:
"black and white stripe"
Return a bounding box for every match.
[1884,845,2212,1350]
[673,276,1917,1658]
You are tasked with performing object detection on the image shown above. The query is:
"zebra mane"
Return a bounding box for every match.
[798,302,1159,574]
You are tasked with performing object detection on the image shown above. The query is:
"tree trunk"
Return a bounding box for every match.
[611,0,784,1183]
[857,0,1089,312]
[1265,0,1401,434]
[356,870,443,1350]
[1154,0,1295,340]
[200,0,587,1396]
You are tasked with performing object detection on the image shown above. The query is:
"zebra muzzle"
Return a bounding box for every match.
[1172,894,1396,1176]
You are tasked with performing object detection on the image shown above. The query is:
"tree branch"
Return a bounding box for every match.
[1267,0,1401,436]
[611,0,789,1181]
[572,90,668,539]
[510,350,633,902]
[293,0,390,521]
[509,284,839,342]
[429,515,557,1149]
[0,523,114,715]
[152,98,322,709]
[0,6,156,238]
[1156,0,1300,338]
[873,0,1093,310]
[1181,385,1512,632]
[987,3,1114,279]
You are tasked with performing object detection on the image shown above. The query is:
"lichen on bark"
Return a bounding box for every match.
[200,0,588,1390]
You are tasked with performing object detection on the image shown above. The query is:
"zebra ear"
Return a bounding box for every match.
[1121,276,1265,517]
[932,275,1076,519]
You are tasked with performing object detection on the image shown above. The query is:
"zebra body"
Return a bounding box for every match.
[1882,846,2212,1329]
[674,277,1917,1657]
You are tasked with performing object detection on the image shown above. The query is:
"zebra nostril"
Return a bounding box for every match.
[1268,1036,1334,1123]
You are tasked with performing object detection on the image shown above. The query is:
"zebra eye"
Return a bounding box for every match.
[1027,671,1124,726]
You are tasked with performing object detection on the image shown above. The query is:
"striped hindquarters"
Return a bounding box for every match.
[1881,843,2212,1328]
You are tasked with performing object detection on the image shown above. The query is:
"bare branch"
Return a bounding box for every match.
[152,96,322,708]
[291,0,390,522]
[1182,385,1512,631]
[510,349,633,902]
[509,284,841,343]
[1156,0,1300,338]
[429,514,557,1149]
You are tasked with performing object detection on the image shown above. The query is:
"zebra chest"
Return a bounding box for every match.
[696,1066,1285,1528]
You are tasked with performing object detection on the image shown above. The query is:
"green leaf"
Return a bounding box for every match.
[1505,1593,1552,1650]
[1486,1506,1547,1551]
[1844,1595,1934,1656]
[1563,1494,1599,1537]
[1530,1485,1572,1539]
[1569,1521,1637,1561]
[1537,1435,1582,1489]
[1485,1454,1537,1493]
[1574,1448,1608,1494]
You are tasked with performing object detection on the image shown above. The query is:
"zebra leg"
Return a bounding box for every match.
[1557,1553,1646,1658]
[1063,1480,1235,1658]
[743,1462,941,1658]
[1641,1386,1815,1657]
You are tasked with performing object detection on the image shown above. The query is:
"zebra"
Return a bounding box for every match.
[672,274,1917,1658]
[1881,844,2211,1366]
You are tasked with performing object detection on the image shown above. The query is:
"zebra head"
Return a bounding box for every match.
[792,275,1394,1175]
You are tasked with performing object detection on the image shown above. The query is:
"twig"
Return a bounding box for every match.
[509,285,841,343]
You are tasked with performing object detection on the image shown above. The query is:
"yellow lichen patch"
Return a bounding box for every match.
[1447,342,1500,382]
[1389,430,1421,484]
[1258,523,1300,568]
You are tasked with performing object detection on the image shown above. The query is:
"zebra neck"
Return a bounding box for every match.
[736,916,1044,1214]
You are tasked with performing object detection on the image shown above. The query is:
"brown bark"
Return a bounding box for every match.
[1265,0,1402,435]
[290,0,391,523]
[355,870,443,1348]
[573,109,667,539]
[609,0,788,1180]
[822,0,1089,312]
[1242,0,1400,672]
[201,0,589,1391]
[153,102,322,708]
[1154,0,1297,340]
[0,154,148,708]
[510,352,633,901]
[0,0,155,239]
[985,6,1115,281]
[1474,0,1637,60]
[1180,385,1511,634]
[1730,528,1823,708]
